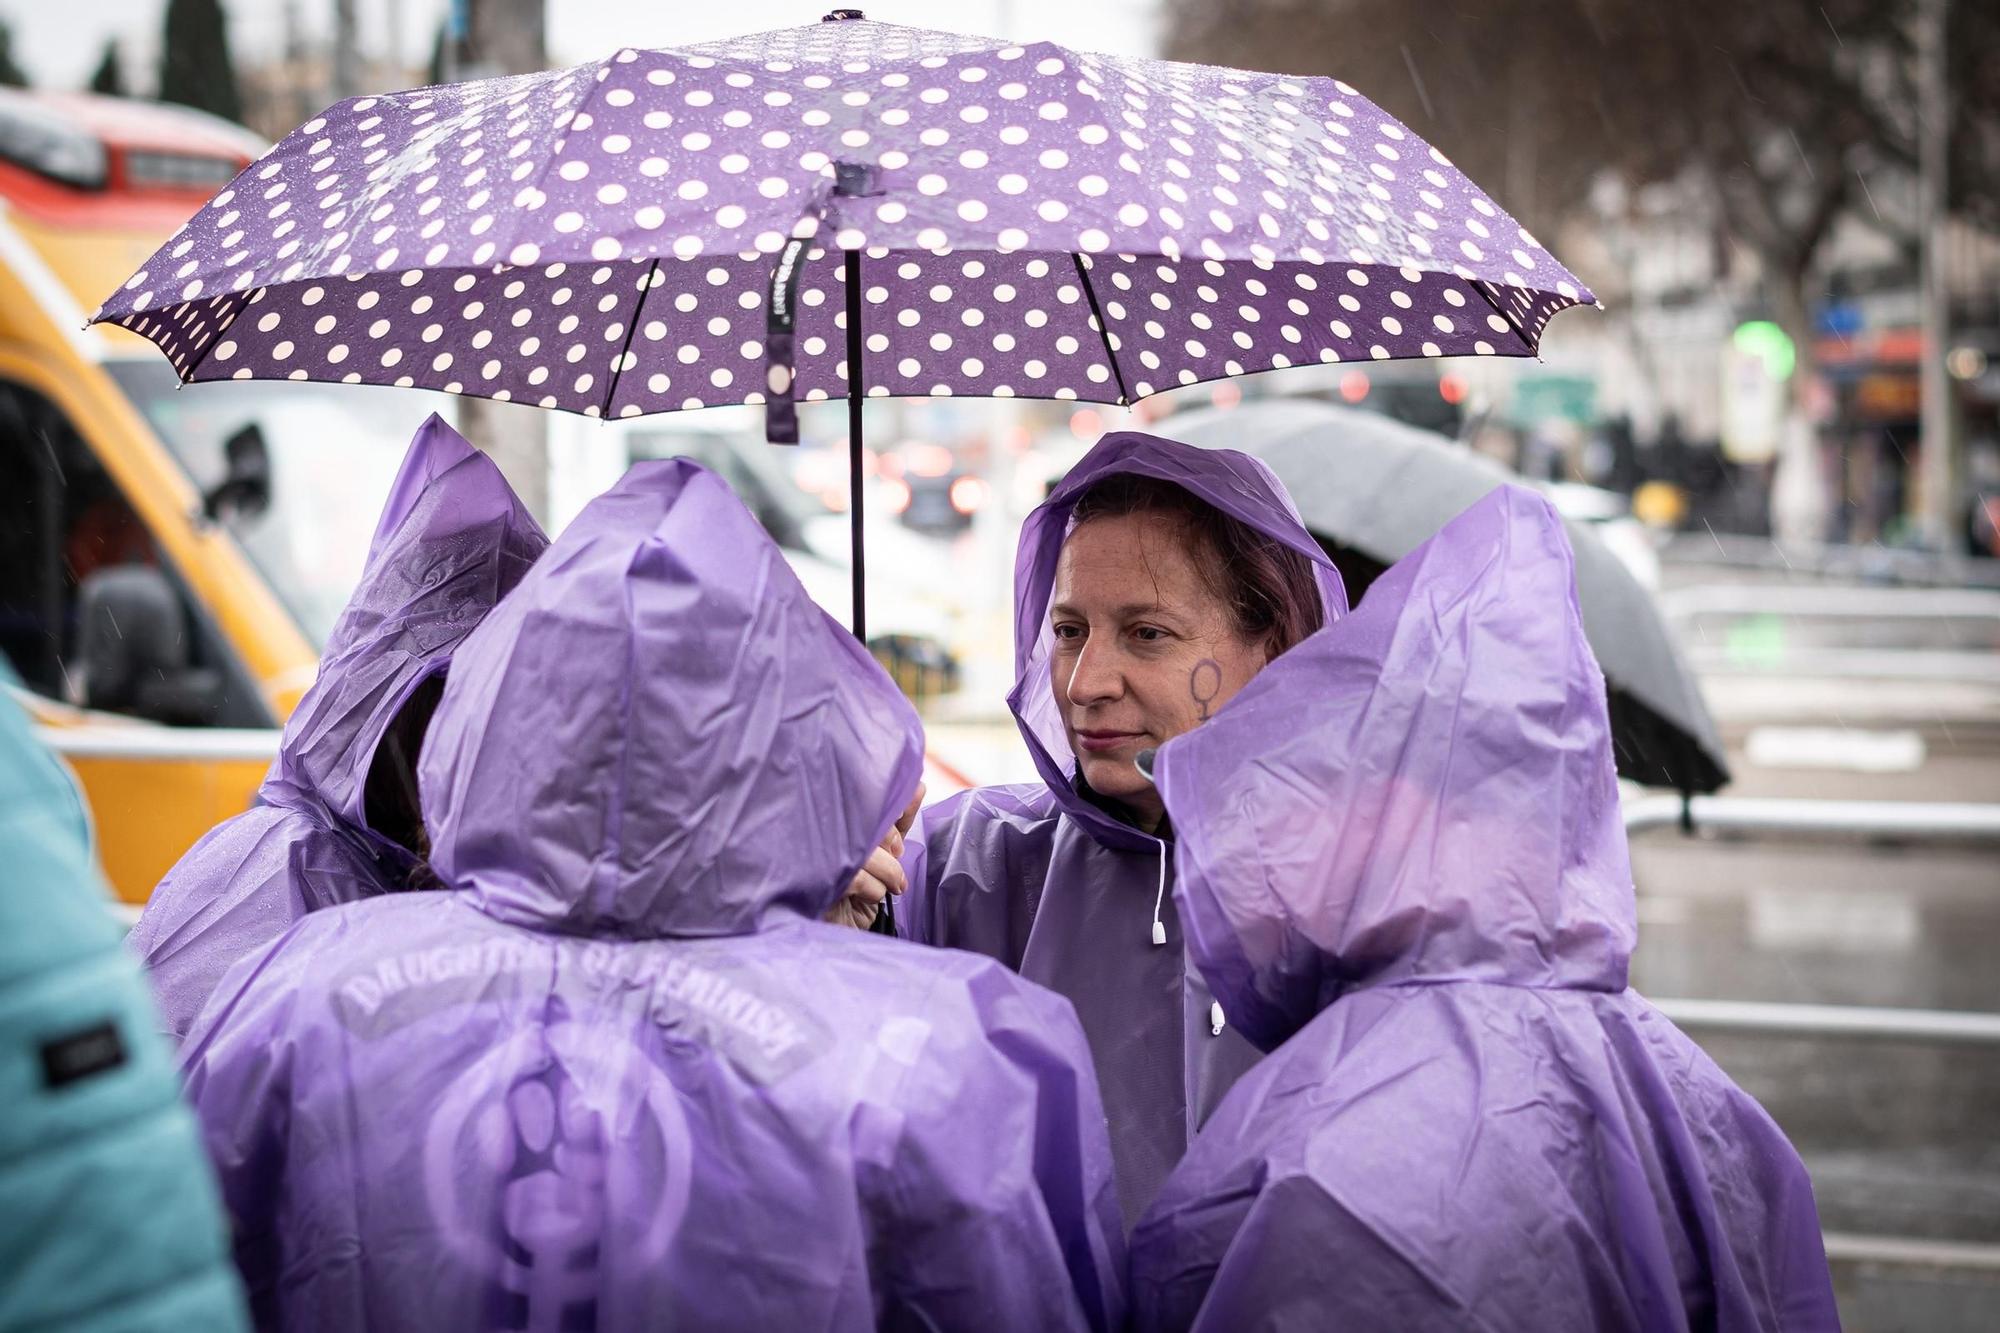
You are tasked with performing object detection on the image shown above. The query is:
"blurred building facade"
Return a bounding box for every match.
[1535,178,2000,548]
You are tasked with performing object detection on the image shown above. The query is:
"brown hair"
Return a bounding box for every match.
[364,670,446,888]
[1068,473,1326,658]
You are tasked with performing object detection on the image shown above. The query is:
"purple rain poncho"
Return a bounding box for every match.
[900,430,1347,1227]
[131,414,546,1041]
[180,459,1125,1333]
[1130,487,1839,1332]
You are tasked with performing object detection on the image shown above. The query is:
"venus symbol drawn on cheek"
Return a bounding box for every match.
[1189,659,1222,723]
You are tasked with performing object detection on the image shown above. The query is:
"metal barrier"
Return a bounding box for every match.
[1652,997,2000,1046]
[1664,580,2000,684]
[1658,583,2000,625]
[1623,794,2000,841]
[1659,531,2000,590]
[1658,583,2000,682]
[1627,794,2000,1276]
[1821,1232,2000,1274]
[1627,794,2000,1048]
[1680,646,2000,682]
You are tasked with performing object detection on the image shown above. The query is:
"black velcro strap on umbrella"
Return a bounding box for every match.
[764,238,811,445]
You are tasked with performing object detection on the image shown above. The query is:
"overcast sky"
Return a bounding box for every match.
[2,0,1162,92]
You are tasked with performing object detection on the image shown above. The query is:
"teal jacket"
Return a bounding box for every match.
[0,681,248,1333]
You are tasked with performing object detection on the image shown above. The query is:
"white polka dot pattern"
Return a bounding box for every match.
[94,17,1594,419]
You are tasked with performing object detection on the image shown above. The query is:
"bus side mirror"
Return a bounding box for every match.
[71,566,225,724]
[202,422,271,522]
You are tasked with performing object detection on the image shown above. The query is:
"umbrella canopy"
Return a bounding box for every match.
[91,12,1595,642]
[1169,398,1729,794]
[92,14,1591,426]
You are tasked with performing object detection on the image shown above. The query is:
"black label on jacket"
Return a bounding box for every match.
[40,1019,127,1089]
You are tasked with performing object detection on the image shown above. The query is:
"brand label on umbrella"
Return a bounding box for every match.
[764,239,810,445]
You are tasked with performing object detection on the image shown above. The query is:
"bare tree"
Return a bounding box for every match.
[1164,0,1996,533]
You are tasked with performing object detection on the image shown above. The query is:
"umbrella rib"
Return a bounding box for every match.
[1070,254,1131,406]
[173,290,255,386]
[600,258,661,419]
[1468,279,1537,357]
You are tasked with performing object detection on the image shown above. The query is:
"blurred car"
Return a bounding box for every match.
[880,441,989,536]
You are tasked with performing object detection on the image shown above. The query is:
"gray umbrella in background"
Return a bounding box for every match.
[1170,397,1729,794]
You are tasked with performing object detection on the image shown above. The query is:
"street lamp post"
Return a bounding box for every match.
[1917,0,1956,551]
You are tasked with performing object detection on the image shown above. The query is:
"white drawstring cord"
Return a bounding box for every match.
[1148,836,1226,1034]
[1150,836,1168,946]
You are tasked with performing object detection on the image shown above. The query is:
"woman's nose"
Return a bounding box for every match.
[1064,640,1123,706]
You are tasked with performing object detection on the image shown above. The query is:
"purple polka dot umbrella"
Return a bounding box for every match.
[92,10,1595,638]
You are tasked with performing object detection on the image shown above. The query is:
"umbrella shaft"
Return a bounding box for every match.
[846,249,866,644]
[845,247,897,939]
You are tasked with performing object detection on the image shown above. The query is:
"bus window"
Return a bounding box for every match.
[0,381,267,726]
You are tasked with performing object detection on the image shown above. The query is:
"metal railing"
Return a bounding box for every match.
[1628,794,2000,1276]
[1656,582,2000,681]
[1681,645,2000,682]
[1820,1232,2000,1274]
[1624,788,2000,1048]
[1660,531,2000,590]
[1628,793,2000,1048]
[1623,794,2000,841]
[1657,583,2000,625]
[1653,997,2000,1047]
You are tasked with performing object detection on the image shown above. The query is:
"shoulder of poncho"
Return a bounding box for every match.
[152,802,330,889]
[254,891,464,989]
[930,780,1063,828]
[248,774,357,831]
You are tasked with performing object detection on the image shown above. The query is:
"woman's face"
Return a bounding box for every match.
[1049,510,1271,831]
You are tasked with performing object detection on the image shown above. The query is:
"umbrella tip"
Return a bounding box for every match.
[823,8,866,20]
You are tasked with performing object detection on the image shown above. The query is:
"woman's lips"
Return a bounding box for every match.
[1075,730,1144,754]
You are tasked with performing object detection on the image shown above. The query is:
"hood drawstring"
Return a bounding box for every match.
[1149,835,1226,1035]
[1150,836,1168,946]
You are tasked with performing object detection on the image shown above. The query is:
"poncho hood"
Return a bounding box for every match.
[1009,430,1347,852]
[1155,485,1637,1051]
[263,413,547,869]
[419,458,926,938]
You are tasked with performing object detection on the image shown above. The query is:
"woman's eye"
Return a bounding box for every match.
[1132,626,1168,643]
